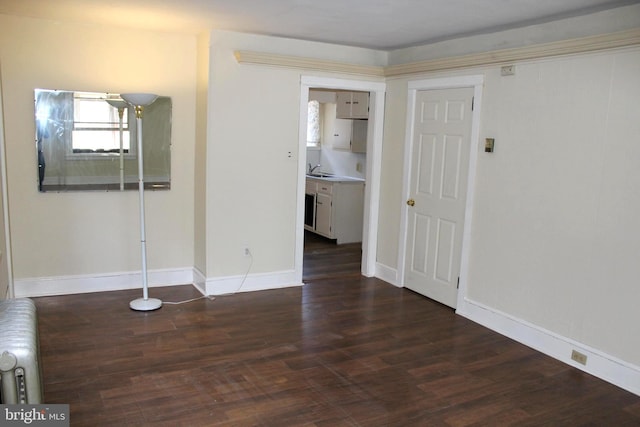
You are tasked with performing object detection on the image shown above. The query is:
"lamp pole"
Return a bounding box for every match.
[121,93,161,311]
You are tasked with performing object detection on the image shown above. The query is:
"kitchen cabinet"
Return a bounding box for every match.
[305,177,365,244]
[336,91,369,119]
[351,120,367,153]
[332,119,352,151]
[315,192,332,236]
[332,118,367,153]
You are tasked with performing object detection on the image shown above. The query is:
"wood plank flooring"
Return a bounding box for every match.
[303,231,362,281]
[32,238,639,426]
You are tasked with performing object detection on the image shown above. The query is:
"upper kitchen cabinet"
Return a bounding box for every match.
[332,119,352,151]
[336,91,369,119]
[332,118,367,153]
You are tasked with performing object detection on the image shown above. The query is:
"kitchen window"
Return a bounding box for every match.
[307,100,321,147]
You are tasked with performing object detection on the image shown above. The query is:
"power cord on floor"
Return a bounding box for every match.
[218,248,253,296]
[163,249,253,304]
[163,295,216,305]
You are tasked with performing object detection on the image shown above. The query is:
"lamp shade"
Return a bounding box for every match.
[121,93,158,106]
[106,99,128,109]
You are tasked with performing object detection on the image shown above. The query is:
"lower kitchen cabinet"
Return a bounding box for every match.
[315,192,333,237]
[306,178,364,244]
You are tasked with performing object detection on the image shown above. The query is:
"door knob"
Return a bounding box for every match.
[406,199,415,206]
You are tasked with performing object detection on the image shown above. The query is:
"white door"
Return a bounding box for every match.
[404,87,474,308]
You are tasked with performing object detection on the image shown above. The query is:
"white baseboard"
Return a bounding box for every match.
[14,268,194,297]
[457,297,640,397]
[375,262,400,287]
[203,269,302,296]
[192,267,207,295]
[14,266,303,298]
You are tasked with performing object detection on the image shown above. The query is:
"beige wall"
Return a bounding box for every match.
[202,31,384,280]
[379,47,640,367]
[194,33,210,276]
[0,15,196,282]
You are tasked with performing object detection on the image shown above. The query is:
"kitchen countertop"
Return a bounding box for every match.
[306,174,365,183]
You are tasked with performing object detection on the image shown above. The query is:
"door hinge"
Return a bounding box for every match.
[471,97,474,111]
[457,277,460,289]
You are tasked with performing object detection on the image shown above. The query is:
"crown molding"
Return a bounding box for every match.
[234,30,640,79]
[385,29,640,76]
[233,51,385,77]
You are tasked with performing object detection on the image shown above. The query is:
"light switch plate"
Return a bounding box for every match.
[485,138,495,153]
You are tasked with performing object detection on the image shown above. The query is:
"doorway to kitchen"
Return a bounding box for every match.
[295,76,385,285]
[303,231,362,281]
[302,88,368,280]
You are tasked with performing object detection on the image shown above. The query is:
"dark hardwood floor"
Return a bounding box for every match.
[32,237,639,426]
[303,231,362,281]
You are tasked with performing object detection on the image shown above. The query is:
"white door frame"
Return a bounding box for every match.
[296,76,386,282]
[0,64,14,299]
[397,75,484,309]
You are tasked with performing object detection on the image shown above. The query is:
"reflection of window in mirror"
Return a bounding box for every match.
[34,89,172,192]
[71,92,133,156]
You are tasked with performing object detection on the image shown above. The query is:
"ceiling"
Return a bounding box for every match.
[0,0,635,50]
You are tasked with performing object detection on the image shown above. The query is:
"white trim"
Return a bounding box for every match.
[234,50,385,77]
[362,90,386,276]
[192,267,206,295]
[375,262,400,287]
[457,297,640,397]
[0,64,13,299]
[301,76,385,93]
[397,75,484,309]
[295,86,310,285]
[204,269,302,296]
[297,76,386,282]
[14,267,193,297]
[235,30,640,78]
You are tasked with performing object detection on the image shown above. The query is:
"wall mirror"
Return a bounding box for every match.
[34,89,171,192]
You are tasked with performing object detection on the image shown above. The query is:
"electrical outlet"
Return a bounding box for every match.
[571,350,587,365]
[243,246,250,257]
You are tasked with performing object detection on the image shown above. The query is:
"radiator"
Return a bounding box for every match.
[0,298,43,404]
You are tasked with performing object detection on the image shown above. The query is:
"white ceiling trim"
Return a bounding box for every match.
[386,28,640,76]
[234,29,640,78]
[233,51,385,77]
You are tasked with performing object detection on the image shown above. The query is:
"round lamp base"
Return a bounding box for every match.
[130,297,162,311]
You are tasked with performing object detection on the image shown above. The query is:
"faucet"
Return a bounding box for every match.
[308,163,321,174]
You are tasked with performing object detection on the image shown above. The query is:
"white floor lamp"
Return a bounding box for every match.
[121,93,162,311]
[105,99,127,191]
